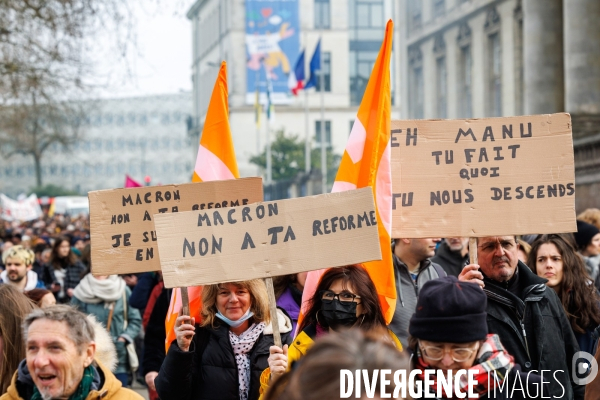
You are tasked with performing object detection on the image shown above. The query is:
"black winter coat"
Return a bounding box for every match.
[155,319,293,400]
[483,262,584,400]
[431,240,468,277]
[142,286,168,376]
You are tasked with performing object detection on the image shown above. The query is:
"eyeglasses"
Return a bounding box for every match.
[419,341,479,362]
[320,290,361,304]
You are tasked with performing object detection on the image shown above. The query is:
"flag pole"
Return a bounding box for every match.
[266,116,272,184]
[305,89,310,174]
[319,34,326,194]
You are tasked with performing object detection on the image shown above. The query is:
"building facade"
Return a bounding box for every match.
[0,93,194,197]
[396,0,600,211]
[186,0,402,182]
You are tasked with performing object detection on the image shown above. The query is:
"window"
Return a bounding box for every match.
[316,52,331,92]
[350,50,377,105]
[459,45,473,118]
[436,57,447,118]
[407,0,422,32]
[433,0,445,18]
[315,120,332,147]
[488,33,502,117]
[315,0,330,29]
[349,0,384,41]
[408,47,424,119]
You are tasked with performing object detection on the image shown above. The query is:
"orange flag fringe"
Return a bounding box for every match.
[300,20,396,328]
[165,62,240,350]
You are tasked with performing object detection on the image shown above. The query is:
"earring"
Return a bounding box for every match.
[357,314,366,327]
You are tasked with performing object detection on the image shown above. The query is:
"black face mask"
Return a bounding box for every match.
[321,299,358,330]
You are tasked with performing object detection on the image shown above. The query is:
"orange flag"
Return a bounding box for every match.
[165,62,240,350]
[300,20,396,327]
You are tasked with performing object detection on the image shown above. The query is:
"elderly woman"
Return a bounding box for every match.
[0,245,45,291]
[261,265,401,397]
[528,234,600,355]
[0,284,35,394]
[155,279,293,400]
[408,276,543,400]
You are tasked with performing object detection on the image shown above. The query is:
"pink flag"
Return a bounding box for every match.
[124,175,142,188]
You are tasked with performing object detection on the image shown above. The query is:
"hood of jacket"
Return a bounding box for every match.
[264,307,293,335]
[0,269,41,291]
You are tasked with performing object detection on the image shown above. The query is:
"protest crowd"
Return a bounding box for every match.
[0,206,600,400]
[0,19,598,400]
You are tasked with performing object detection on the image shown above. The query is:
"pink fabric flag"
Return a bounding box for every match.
[124,175,142,188]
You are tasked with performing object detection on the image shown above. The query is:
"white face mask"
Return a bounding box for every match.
[216,308,254,328]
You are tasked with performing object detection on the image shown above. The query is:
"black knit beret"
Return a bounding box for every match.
[574,220,600,250]
[409,276,488,343]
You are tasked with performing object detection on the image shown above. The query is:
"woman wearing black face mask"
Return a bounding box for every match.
[258,265,402,398]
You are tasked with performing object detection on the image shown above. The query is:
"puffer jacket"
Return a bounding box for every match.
[388,254,445,348]
[71,287,142,375]
[155,309,293,400]
[483,261,584,400]
[0,359,142,400]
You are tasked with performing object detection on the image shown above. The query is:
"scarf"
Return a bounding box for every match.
[31,365,95,400]
[415,334,515,399]
[73,274,126,304]
[229,322,265,400]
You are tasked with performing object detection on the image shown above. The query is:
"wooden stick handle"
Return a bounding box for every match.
[180,287,190,317]
[264,277,282,348]
[469,237,478,265]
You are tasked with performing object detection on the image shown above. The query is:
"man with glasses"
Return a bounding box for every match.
[389,237,445,348]
[459,236,584,400]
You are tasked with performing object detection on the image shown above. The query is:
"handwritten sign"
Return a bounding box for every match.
[154,188,382,288]
[89,178,263,275]
[391,113,576,238]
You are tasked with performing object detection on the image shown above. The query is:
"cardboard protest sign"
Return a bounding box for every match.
[154,188,381,289]
[89,178,263,275]
[391,113,576,238]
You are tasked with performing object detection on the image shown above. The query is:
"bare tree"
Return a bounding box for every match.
[0,0,138,187]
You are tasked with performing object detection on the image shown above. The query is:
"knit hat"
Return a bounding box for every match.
[574,220,600,250]
[409,276,487,343]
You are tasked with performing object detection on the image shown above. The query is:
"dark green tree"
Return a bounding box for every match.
[250,130,340,182]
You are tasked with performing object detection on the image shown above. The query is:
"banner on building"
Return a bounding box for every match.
[155,188,381,289]
[245,0,300,105]
[391,113,576,238]
[0,194,43,221]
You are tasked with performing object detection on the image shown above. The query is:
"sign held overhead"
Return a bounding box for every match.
[154,188,382,289]
[391,113,576,238]
[89,177,264,275]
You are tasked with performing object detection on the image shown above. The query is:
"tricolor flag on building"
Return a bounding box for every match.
[165,61,240,350]
[300,20,397,326]
[288,49,305,95]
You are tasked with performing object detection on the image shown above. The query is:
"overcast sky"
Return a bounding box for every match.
[98,1,193,98]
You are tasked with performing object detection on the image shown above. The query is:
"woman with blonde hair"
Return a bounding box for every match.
[155,279,294,400]
[0,284,35,394]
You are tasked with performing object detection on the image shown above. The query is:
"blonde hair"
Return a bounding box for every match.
[201,280,270,328]
[1,245,35,266]
[578,208,600,230]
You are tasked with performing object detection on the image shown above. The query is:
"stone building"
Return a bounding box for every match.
[0,93,193,197]
[396,0,600,211]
